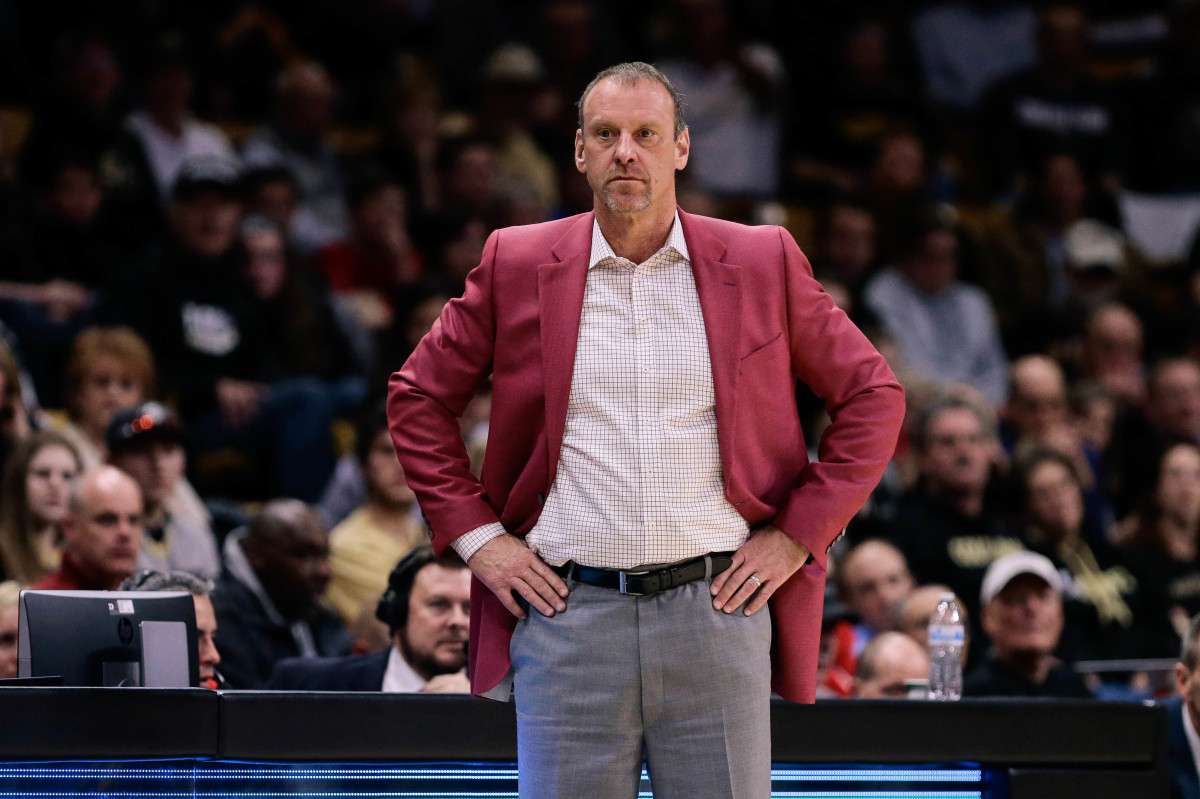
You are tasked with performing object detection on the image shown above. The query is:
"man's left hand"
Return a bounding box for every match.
[710,526,810,616]
[421,671,471,694]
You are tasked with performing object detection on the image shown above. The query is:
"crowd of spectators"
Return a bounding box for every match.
[2,0,1200,702]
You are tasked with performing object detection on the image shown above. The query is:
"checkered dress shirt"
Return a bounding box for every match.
[452,215,749,568]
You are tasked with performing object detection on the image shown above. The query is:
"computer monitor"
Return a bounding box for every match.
[18,590,198,687]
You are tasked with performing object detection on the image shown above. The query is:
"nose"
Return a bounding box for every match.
[615,131,637,163]
[449,604,469,630]
[201,637,221,667]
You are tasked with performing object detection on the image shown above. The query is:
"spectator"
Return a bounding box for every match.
[1075,302,1146,409]
[121,38,237,207]
[325,404,427,626]
[238,215,365,400]
[851,631,930,699]
[0,431,82,583]
[810,198,879,322]
[1112,357,1200,515]
[864,215,1009,405]
[1168,613,1200,799]
[1012,447,1153,662]
[884,393,1026,623]
[657,0,787,198]
[122,158,344,501]
[0,338,32,468]
[107,402,220,580]
[896,584,970,665]
[978,4,1125,196]
[1120,441,1200,654]
[212,499,350,688]
[0,580,18,679]
[1005,354,1110,528]
[242,166,300,245]
[910,1,1037,114]
[834,539,915,657]
[965,550,1091,697]
[313,168,423,334]
[268,547,470,692]
[32,465,144,591]
[119,569,222,689]
[242,62,348,254]
[55,326,156,469]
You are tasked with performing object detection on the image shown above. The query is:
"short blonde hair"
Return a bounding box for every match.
[64,327,156,420]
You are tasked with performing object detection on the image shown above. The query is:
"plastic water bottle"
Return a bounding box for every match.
[927,592,964,701]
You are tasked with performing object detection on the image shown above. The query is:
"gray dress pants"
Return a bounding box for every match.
[509,576,773,799]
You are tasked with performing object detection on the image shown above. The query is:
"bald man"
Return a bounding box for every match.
[835,539,915,655]
[212,499,352,688]
[1004,355,1069,447]
[852,632,931,699]
[33,466,144,590]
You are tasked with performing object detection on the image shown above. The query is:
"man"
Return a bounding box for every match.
[851,631,930,699]
[896,584,970,661]
[212,499,351,688]
[863,215,1009,406]
[325,404,427,626]
[834,539,915,656]
[33,465,144,590]
[964,550,1091,698]
[268,548,470,692]
[107,401,221,580]
[389,62,904,798]
[0,581,18,680]
[1169,613,1200,799]
[120,570,222,689]
[887,394,1026,622]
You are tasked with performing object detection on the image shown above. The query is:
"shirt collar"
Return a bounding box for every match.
[382,645,428,693]
[1182,700,1200,776]
[589,211,689,269]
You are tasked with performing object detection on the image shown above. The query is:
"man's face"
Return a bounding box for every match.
[839,542,913,633]
[1009,363,1069,439]
[919,408,995,495]
[62,472,145,586]
[170,190,241,259]
[575,77,689,217]
[50,166,103,226]
[192,594,221,686]
[111,440,185,510]
[1149,362,1200,440]
[824,205,876,282]
[981,574,1064,660]
[398,564,470,681]
[1176,653,1200,733]
[252,519,332,620]
[0,604,17,680]
[904,229,958,294]
[364,429,416,508]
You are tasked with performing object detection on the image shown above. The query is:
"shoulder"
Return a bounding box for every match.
[490,214,591,258]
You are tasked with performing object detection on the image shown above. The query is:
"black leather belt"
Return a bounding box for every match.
[551,552,735,597]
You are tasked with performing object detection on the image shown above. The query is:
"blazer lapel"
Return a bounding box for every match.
[680,210,742,488]
[539,215,592,483]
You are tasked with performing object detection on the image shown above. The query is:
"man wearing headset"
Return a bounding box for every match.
[267,547,471,692]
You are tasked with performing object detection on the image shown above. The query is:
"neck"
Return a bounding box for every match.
[594,201,677,265]
[1002,650,1054,685]
[149,106,185,137]
[927,482,985,518]
[1161,516,1198,561]
[365,499,414,530]
[144,501,167,528]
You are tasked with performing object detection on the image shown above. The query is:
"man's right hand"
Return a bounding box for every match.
[468,535,568,619]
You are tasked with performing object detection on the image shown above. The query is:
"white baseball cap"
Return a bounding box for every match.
[980,551,1062,605]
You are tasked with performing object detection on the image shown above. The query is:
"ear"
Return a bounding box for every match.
[59,512,77,546]
[1177,663,1192,697]
[574,129,586,174]
[674,128,690,171]
[979,601,997,639]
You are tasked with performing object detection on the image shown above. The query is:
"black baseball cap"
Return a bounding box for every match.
[107,402,186,455]
[172,156,242,202]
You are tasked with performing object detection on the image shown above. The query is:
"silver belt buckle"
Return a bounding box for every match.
[618,569,650,596]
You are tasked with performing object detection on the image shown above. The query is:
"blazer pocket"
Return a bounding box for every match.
[741,331,784,360]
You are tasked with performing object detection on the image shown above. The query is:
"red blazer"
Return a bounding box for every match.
[388,209,905,702]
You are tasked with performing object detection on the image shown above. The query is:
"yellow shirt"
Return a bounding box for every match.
[325,507,427,626]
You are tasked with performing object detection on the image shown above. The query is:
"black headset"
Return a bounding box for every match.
[375,546,438,631]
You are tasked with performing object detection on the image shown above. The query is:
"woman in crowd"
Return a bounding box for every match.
[56,325,154,469]
[1119,441,1200,655]
[1012,446,1152,663]
[0,431,82,583]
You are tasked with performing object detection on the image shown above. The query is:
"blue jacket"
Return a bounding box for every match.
[1167,696,1200,799]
